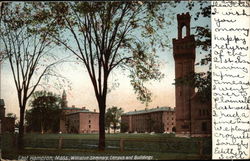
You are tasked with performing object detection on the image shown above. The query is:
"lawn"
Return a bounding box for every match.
[1,133,212,160]
[23,133,176,140]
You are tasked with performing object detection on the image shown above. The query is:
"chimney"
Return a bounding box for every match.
[82,107,86,110]
[157,106,159,108]
[134,109,136,111]
[72,105,75,108]
[94,109,96,112]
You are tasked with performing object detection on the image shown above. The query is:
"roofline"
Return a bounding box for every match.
[66,111,99,116]
[122,107,175,116]
[62,107,84,110]
[121,110,175,116]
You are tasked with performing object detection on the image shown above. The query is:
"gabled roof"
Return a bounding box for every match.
[122,106,174,116]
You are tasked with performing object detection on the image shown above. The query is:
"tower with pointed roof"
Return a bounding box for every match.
[61,90,68,108]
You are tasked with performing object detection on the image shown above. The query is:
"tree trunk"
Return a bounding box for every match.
[18,107,25,150]
[98,102,106,151]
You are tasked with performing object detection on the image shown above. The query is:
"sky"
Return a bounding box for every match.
[1,1,210,119]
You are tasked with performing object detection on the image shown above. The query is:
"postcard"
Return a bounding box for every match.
[0,1,249,160]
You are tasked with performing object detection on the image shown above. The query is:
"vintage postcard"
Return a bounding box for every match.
[0,1,249,160]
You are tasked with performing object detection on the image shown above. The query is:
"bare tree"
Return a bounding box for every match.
[0,2,62,149]
[36,1,176,150]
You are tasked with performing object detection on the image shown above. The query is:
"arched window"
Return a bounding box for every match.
[182,25,187,38]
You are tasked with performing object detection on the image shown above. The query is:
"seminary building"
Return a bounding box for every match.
[121,107,176,133]
[59,91,99,134]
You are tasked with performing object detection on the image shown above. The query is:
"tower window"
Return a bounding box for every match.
[181,125,189,129]
[202,122,207,131]
[181,25,187,38]
[178,87,182,96]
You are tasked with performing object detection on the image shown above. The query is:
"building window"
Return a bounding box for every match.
[181,125,189,129]
[172,123,174,125]
[203,110,206,116]
[172,118,173,120]
[202,122,207,131]
[178,87,182,96]
[199,109,202,116]
[89,125,91,128]
[89,120,91,123]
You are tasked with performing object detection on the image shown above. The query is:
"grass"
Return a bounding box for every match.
[1,133,212,160]
[23,133,210,143]
[24,133,176,140]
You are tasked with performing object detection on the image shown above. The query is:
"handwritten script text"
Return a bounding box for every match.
[212,1,250,160]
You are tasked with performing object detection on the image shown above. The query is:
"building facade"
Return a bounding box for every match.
[66,110,99,134]
[190,94,211,137]
[0,99,15,133]
[121,107,175,133]
[59,91,99,134]
[173,12,211,137]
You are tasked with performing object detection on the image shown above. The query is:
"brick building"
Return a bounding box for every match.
[0,99,15,133]
[172,12,211,137]
[121,107,175,133]
[59,91,99,134]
